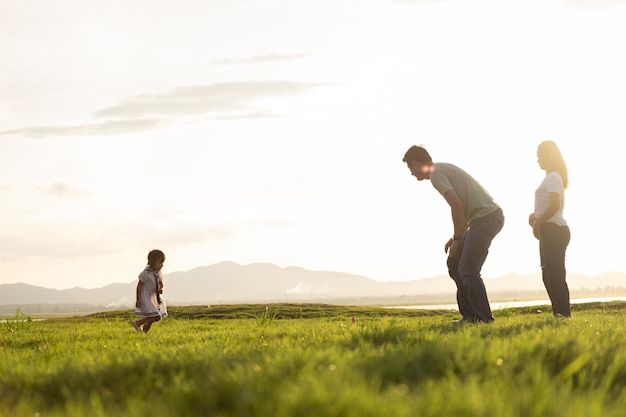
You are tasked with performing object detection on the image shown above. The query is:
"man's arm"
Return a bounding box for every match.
[443,189,468,257]
[444,189,468,238]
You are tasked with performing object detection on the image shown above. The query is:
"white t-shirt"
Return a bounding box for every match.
[534,171,567,227]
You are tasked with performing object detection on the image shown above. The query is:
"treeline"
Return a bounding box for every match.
[0,303,116,316]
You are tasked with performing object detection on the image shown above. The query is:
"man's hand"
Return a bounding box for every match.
[445,238,462,259]
[445,238,453,253]
[136,300,141,308]
[528,213,536,227]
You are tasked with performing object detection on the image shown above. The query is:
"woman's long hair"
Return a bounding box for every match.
[539,140,568,189]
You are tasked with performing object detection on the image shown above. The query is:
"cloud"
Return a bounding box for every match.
[391,0,448,4]
[92,81,327,119]
[563,0,626,9]
[0,81,331,138]
[286,282,334,295]
[214,111,283,120]
[212,53,310,65]
[31,182,89,199]
[0,183,88,200]
[0,118,167,138]
[0,227,125,258]
[392,0,626,8]
[136,225,236,247]
[0,221,235,259]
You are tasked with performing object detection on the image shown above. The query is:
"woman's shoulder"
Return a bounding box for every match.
[545,171,564,184]
[542,171,564,191]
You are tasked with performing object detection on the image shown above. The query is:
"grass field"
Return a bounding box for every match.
[2,302,626,417]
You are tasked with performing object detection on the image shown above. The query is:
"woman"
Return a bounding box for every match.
[528,141,571,318]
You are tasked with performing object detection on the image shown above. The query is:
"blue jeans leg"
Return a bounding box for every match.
[450,208,504,323]
[447,255,475,320]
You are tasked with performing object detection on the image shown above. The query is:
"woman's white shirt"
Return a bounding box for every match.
[534,171,567,226]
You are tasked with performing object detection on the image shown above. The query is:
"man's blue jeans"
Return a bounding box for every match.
[447,207,504,322]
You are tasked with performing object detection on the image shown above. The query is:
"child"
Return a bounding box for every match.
[131,249,168,333]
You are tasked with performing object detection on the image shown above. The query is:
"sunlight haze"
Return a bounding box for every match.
[1,0,625,289]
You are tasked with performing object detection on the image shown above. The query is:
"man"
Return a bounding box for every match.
[403,145,504,323]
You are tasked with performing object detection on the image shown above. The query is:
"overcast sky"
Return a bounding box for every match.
[1,0,625,289]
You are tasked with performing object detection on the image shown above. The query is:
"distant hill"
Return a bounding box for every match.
[1,261,625,314]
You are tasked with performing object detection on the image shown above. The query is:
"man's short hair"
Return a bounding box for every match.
[403,145,432,164]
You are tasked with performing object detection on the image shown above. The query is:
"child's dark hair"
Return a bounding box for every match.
[402,145,432,164]
[147,249,165,269]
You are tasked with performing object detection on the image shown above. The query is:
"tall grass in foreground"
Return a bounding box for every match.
[1,304,626,417]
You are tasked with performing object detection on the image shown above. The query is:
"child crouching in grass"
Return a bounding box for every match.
[131,249,167,333]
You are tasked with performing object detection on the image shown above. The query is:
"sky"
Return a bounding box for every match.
[1,0,626,290]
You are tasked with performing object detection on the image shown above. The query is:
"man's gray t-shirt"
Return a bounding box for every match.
[430,162,499,224]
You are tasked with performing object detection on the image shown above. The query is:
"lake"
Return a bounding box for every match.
[388,296,626,311]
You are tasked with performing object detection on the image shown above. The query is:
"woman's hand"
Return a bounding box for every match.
[533,222,541,240]
[528,213,536,227]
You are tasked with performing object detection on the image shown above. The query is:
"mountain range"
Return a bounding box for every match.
[1,262,625,315]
